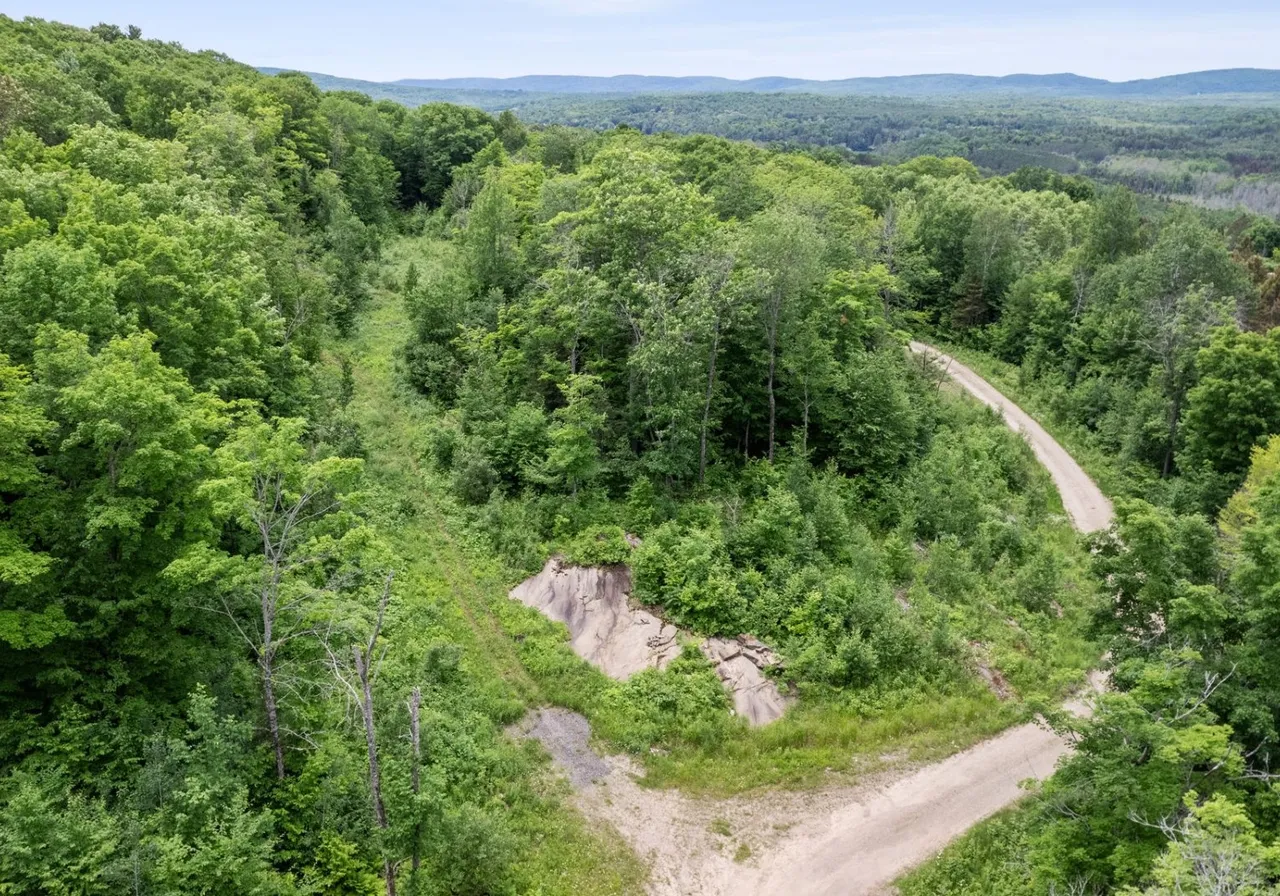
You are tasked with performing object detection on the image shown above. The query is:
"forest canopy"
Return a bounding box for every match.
[3,12,1280,896]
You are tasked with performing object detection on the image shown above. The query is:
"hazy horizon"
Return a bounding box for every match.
[339,67,1275,85]
[10,1,1280,83]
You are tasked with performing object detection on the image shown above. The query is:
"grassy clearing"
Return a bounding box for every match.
[340,261,647,896]
[350,236,1101,801]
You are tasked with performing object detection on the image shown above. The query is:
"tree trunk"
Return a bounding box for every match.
[261,654,285,779]
[353,644,388,828]
[383,861,397,896]
[351,575,395,896]
[765,288,781,463]
[766,350,777,462]
[699,320,721,483]
[408,687,422,874]
[1163,392,1182,478]
[801,383,810,458]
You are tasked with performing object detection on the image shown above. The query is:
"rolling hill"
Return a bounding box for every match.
[262,67,1280,102]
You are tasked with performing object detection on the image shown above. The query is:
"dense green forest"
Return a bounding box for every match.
[4,12,1280,896]
[510,93,1280,215]
[290,70,1280,217]
[0,15,645,895]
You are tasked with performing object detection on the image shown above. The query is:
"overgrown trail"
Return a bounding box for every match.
[345,285,542,702]
[544,343,1114,896]
[910,343,1114,533]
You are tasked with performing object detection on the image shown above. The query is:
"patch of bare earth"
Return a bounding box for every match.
[510,557,790,725]
[519,668,1103,896]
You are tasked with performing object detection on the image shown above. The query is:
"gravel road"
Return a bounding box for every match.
[909,342,1114,533]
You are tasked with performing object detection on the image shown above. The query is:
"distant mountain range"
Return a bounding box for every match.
[261,68,1280,103]
[385,70,1280,98]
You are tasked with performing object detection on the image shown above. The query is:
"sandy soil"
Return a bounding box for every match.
[515,348,1114,895]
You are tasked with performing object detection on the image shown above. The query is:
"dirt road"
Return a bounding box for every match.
[746,727,1066,895]
[523,347,1113,895]
[909,342,1113,533]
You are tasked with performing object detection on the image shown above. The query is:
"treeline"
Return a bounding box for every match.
[932,177,1280,512]
[510,91,1280,174]
[0,15,620,896]
[500,92,1280,213]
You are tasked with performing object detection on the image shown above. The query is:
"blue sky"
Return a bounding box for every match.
[11,1,1280,82]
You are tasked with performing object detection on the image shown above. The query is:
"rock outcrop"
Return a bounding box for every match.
[510,558,791,726]
[700,635,790,726]
[509,558,681,680]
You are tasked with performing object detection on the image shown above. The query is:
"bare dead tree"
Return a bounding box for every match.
[205,461,355,780]
[327,573,397,896]
[1132,805,1269,896]
[1048,878,1103,896]
[258,484,348,778]
[408,687,423,875]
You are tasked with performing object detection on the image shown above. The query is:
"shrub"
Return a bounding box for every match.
[563,525,632,567]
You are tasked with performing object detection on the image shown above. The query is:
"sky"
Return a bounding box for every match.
[10,1,1280,82]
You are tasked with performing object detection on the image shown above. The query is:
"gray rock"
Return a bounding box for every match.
[510,559,791,726]
[509,558,682,680]
[514,707,611,789]
[701,635,791,726]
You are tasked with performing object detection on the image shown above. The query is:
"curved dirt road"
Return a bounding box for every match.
[527,347,1113,896]
[910,342,1113,533]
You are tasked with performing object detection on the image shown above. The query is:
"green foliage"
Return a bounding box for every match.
[373,115,1111,805]
[897,807,1034,896]
[1180,327,1280,501]
[1121,794,1280,896]
[600,653,734,752]
[0,770,124,895]
[138,688,293,896]
[563,525,632,567]
[0,16,632,896]
[633,518,747,633]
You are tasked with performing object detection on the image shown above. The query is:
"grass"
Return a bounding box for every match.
[340,253,647,896]
[636,687,1019,794]
[895,802,1035,896]
[348,235,1102,804]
